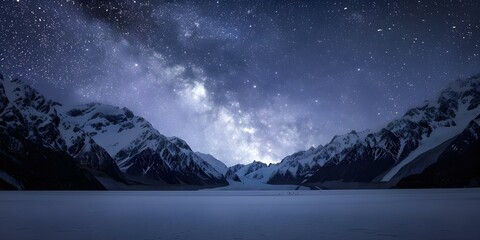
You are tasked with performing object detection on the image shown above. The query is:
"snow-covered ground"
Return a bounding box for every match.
[1,189,479,240]
[205,180,311,190]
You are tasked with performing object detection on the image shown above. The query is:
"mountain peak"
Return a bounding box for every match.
[0,75,228,188]
[265,73,480,186]
[167,136,192,151]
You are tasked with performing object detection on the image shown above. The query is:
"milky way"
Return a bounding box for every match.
[1,0,479,166]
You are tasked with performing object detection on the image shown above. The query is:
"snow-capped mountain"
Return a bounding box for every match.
[0,74,227,189]
[0,128,105,190]
[1,72,479,189]
[0,74,104,189]
[244,74,480,188]
[396,113,480,188]
[225,161,273,183]
[59,103,227,185]
[0,76,125,183]
[195,152,229,175]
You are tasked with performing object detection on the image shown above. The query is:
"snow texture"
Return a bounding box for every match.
[0,190,479,240]
[208,180,309,190]
[381,86,480,181]
[0,78,226,185]
[195,152,229,175]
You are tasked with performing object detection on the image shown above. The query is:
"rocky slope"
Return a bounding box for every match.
[1,72,479,189]
[59,103,227,185]
[225,161,270,183]
[396,114,480,188]
[0,74,227,189]
[0,75,104,189]
[243,74,480,188]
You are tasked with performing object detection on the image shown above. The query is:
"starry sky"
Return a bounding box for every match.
[1,0,479,166]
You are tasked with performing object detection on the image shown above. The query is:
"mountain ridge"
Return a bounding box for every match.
[1,73,479,189]
[0,74,227,189]
[227,74,480,188]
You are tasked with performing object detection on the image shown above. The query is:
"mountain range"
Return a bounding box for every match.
[0,74,226,189]
[229,74,480,189]
[0,73,479,189]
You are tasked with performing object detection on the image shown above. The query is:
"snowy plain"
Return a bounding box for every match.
[1,189,479,240]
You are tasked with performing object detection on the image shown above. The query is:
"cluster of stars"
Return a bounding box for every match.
[1,0,479,165]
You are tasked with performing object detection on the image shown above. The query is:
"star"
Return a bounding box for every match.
[0,0,478,165]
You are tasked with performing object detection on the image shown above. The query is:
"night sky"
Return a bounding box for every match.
[1,0,479,166]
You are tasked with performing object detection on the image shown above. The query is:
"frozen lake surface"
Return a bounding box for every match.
[1,189,479,240]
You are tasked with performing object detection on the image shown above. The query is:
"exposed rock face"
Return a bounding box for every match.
[0,76,227,189]
[0,129,105,190]
[1,72,479,189]
[396,114,480,188]
[242,75,480,188]
[225,161,269,183]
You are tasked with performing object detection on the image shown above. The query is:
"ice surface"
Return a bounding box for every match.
[1,189,479,240]
[208,180,310,190]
